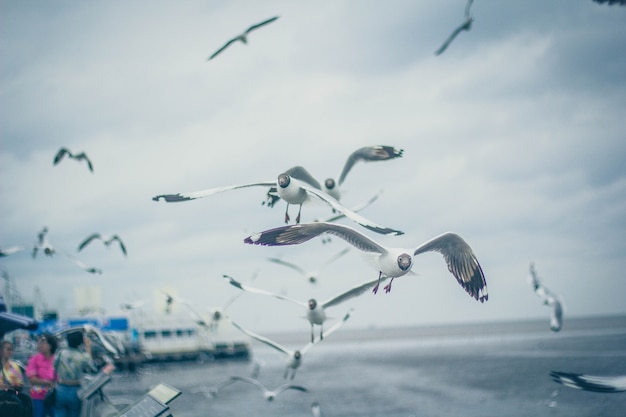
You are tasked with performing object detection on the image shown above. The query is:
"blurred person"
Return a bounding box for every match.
[1,340,32,416]
[53,331,95,417]
[26,334,58,417]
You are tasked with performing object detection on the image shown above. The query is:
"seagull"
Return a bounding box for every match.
[226,376,308,401]
[190,378,241,399]
[62,252,103,275]
[0,246,26,258]
[435,0,474,55]
[120,300,145,311]
[550,371,626,393]
[53,147,94,173]
[311,401,324,417]
[225,274,380,342]
[244,222,488,301]
[528,262,564,332]
[32,226,55,258]
[267,247,351,284]
[162,293,210,327]
[322,146,403,201]
[78,233,127,257]
[208,16,279,60]
[231,309,352,380]
[153,166,404,236]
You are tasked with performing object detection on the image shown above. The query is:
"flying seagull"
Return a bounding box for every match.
[225,274,380,342]
[53,147,94,173]
[267,247,351,284]
[435,0,474,55]
[153,166,403,236]
[231,310,352,380]
[62,252,103,275]
[78,233,127,257]
[244,222,488,301]
[208,16,279,60]
[226,376,308,401]
[32,226,55,258]
[528,262,564,332]
[550,371,626,393]
[322,146,403,201]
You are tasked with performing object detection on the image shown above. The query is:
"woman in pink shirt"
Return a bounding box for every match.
[26,334,58,417]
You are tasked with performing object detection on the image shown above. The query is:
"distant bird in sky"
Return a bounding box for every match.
[32,226,55,258]
[226,376,308,401]
[63,253,103,275]
[550,371,626,393]
[120,300,145,311]
[322,145,403,201]
[245,222,488,301]
[53,147,94,173]
[528,262,564,332]
[0,246,25,258]
[231,309,352,380]
[266,247,351,284]
[153,166,404,236]
[208,16,279,60]
[225,274,379,342]
[435,0,474,55]
[78,233,127,257]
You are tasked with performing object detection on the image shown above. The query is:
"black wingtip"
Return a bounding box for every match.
[152,194,192,202]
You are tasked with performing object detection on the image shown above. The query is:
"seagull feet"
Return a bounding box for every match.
[372,272,383,294]
[383,278,395,294]
[284,212,290,224]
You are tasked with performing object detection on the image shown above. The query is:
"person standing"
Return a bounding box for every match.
[53,331,96,417]
[1,340,32,416]
[26,334,58,417]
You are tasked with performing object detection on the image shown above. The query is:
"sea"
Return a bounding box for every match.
[102,315,626,417]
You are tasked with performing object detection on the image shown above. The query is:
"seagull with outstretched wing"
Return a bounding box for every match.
[435,0,474,55]
[550,371,626,393]
[245,222,488,301]
[208,16,279,60]
[78,233,127,257]
[53,147,94,172]
[528,262,564,332]
[153,166,403,236]
[0,246,26,258]
[226,376,308,401]
[322,146,403,201]
[231,309,352,380]
[225,274,379,342]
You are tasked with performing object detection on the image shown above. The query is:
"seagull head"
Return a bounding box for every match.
[397,253,412,271]
[277,173,291,189]
[324,178,336,190]
[293,351,302,359]
[308,299,317,310]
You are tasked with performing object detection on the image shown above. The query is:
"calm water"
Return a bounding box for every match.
[103,316,626,417]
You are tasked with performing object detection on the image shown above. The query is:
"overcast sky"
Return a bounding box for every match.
[1,0,625,334]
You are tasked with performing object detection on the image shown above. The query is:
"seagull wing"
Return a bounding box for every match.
[208,38,239,60]
[75,152,94,172]
[321,278,380,309]
[435,24,465,55]
[550,371,626,393]
[231,320,291,355]
[274,383,308,394]
[284,166,321,189]
[110,235,127,256]
[245,222,388,255]
[317,191,382,223]
[266,257,308,277]
[0,246,25,257]
[152,181,275,202]
[549,298,563,332]
[78,233,102,252]
[464,0,474,19]
[337,146,404,185]
[223,275,307,307]
[292,179,404,236]
[60,250,102,274]
[228,376,268,393]
[245,16,279,34]
[413,232,488,302]
[53,148,71,165]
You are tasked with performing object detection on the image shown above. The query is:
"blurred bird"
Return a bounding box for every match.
[266,247,351,284]
[231,310,352,380]
[63,252,103,275]
[208,16,279,60]
[322,145,403,201]
[0,246,25,258]
[225,274,380,342]
[550,371,626,393]
[435,0,474,55]
[311,401,324,417]
[78,233,127,257]
[53,147,94,172]
[153,166,403,236]
[227,376,308,401]
[245,222,488,301]
[528,262,564,332]
[190,378,241,399]
[32,226,55,258]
